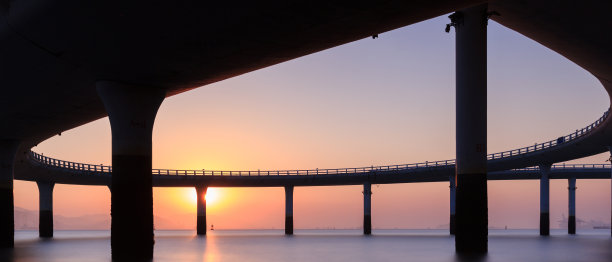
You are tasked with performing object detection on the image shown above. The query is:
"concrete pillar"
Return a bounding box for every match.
[285,185,294,235]
[36,181,55,238]
[568,178,576,235]
[451,3,488,254]
[196,186,207,235]
[450,175,456,235]
[97,81,165,260]
[539,164,551,236]
[363,182,372,235]
[610,147,612,237]
[0,140,20,248]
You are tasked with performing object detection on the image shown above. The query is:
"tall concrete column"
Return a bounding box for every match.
[363,182,372,235]
[97,81,165,260]
[450,175,456,235]
[610,147,612,237]
[196,186,208,235]
[451,3,489,254]
[539,164,551,236]
[285,185,294,235]
[37,181,55,238]
[568,178,576,235]
[0,140,20,248]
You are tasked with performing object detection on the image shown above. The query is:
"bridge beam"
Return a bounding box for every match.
[568,178,576,234]
[97,81,165,260]
[285,185,294,235]
[450,175,456,235]
[196,185,208,235]
[363,182,372,235]
[539,164,551,236]
[0,140,19,248]
[452,3,489,254]
[36,181,55,238]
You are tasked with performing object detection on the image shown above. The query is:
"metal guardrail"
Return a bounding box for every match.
[508,163,612,172]
[487,109,609,160]
[29,109,610,177]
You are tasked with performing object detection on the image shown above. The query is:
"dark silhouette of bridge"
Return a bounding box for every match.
[1,0,611,260]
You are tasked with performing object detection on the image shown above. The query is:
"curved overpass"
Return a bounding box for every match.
[18,152,612,187]
[14,109,612,187]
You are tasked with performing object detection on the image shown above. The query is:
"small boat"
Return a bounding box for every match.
[210,224,214,231]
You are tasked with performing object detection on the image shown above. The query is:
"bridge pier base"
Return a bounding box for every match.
[452,3,489,254]
[37,181,55,238]
[539,164,551,236]
[196,186,208,235]
[450,175,456,235]
[363,182,372,235]
[285,185,293,235]
[568,178,576,235]
[97,81,165,261]
[0,140,19,248]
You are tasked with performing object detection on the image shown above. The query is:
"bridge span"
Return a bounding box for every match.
[11,108,612,243]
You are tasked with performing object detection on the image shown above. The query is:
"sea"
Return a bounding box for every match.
[2,229,612,261]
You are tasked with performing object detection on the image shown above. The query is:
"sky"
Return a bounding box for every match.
[14,15,611,230]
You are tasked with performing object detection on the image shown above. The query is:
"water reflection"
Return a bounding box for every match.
[1,230,611,262]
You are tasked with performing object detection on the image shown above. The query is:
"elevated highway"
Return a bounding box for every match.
[18,153,612,187]
[15,109,612,187]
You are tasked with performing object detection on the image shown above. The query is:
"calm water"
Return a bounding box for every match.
[1,229,612,261]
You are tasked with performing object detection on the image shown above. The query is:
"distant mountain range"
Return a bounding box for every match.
[14,207,194,230]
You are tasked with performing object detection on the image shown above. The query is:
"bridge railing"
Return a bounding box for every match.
[150,159,457,176]
[508,163,612,172]
[31,152,112,173]
[28,108,610,176]
[487,109,609,160]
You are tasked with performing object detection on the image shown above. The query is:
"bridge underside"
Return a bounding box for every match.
[0,0,610,146]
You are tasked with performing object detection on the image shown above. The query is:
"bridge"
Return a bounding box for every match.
[13,108,612,237]
[1,0,611,260]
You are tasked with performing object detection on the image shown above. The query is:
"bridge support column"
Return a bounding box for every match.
[196,186,207,235]
[97,81,165,260]
[452,3,489,254]
[539,164,551,236]
[37,181,55,238]
[0,140,19,248]
[568,178,576,235]
[285,185,293,235]
[450,175,456,235]
[363,182,372,235]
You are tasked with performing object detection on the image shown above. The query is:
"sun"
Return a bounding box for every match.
[187,187,221,206]
[204,188,220,204]
[182,187,223,211]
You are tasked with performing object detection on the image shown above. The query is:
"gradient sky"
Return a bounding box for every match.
[14,15,611,230]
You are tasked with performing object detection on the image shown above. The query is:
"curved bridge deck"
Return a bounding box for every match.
[15,109,612,187]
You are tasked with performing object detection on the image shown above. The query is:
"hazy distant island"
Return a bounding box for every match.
[14,207,189,230]
[14,207,610,230]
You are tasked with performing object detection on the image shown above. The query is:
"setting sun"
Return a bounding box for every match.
[185,187,222,206]
[204,188,220,204]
